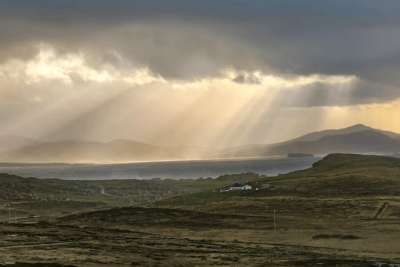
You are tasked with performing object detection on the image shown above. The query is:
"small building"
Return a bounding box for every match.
[220,183,252,192]
[241,184,252,190]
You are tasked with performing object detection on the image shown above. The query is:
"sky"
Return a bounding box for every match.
[0,0,400,148]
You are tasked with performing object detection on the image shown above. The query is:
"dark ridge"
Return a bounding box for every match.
[312,153,400,170]
[0,263,77,267]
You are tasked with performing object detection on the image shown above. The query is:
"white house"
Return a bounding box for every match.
[220,183,252,192]
[241,185,252,190]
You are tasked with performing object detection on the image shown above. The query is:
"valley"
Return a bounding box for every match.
[0,154,399,266]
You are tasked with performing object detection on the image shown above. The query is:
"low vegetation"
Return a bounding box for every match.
[0,172,263,220]
[0,154,400,266]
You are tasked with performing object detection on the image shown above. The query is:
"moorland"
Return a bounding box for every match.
[0,154,399,266]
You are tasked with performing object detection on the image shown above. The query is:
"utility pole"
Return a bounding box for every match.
[273,209,277,233]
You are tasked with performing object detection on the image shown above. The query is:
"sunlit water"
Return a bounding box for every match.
[0,157,320,180]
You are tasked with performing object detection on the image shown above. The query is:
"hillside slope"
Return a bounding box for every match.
[158,153,400,211]
[61,154,400,226]
[0,172,262,220]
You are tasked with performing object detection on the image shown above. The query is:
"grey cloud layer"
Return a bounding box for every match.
[1,0,400,105]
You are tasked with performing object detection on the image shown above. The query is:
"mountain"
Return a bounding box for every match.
[289,124,400,142]
[223,124,400,157]
[2,124,400,162]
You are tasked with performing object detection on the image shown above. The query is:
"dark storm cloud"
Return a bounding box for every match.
[1,0,400,105]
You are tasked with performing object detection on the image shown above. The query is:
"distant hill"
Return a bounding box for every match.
[289,124,400,142]
[2,124,400,162]
[0,139,201,163]
[0,135,35,152]
[222,124,400,157]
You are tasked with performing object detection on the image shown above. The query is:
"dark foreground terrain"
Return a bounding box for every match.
[0,154,400,266]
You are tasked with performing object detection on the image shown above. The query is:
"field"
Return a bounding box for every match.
[0,154,399,266]
[0,173,261,220]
